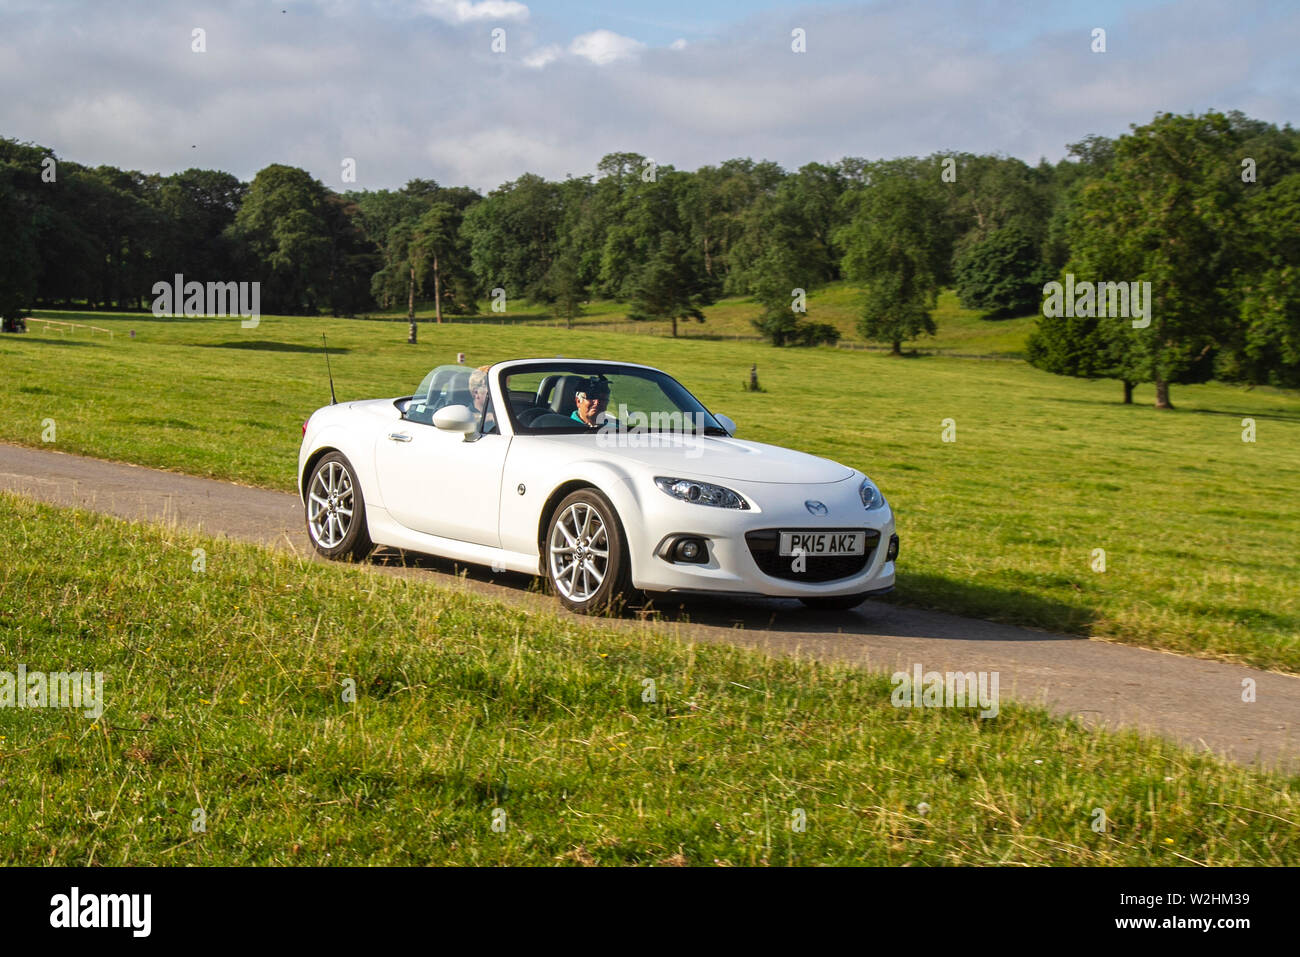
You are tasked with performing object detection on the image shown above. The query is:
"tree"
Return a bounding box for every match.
[600,164,695,301]
[728,171,841,296]
[1026,309,1136,402]
[152,168,245,281]
[680,158,789,295]
[1051,112,1245,408]
[349,179,437,258]
[353,178,479,323]
[228,165,333,314]
[837,172,950,353]
[859,275,936,354]
[0,154,40,327]
[320,192,380,318]
[1218,170,1300,387]
[410,202,464,324]
[953,225,1051,315]
[73,165,162,309]
[375,221,420,343]
[372,201,474,342]
[544,242,587,329]
[627,231,709,337]
[461,172,563,303]
[944,153,1053,243]
[749,248,839,346]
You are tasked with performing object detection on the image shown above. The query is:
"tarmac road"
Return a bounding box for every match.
[1,441,1296,773]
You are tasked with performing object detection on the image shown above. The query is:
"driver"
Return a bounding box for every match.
[570,375,615,429]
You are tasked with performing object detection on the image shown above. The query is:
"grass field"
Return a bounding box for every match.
[1,493,1295,866]
[364,284,1038,357]
[3,306,1299,673]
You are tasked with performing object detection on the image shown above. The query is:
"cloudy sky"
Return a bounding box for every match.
[1,0,1296,192]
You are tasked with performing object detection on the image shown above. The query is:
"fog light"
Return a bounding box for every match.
[886,534,899,562]
[670,537,708,564]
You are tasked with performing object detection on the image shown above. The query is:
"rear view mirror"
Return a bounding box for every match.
[714,413,736,436]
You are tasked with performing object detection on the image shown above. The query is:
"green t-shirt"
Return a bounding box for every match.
[571,410,615,428]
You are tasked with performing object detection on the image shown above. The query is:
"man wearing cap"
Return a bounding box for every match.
[570,376,616,429]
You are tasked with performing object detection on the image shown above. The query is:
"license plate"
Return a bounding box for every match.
[778,531,865,557]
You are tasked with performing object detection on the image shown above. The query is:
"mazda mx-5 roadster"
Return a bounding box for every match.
[299,358,897,614]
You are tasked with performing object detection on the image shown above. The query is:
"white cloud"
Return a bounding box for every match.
[417,0,528,23]
[569,29,645,66]
[523,44,562,69]
[0,0,1295,195]
[670,38,688,51]
[424,129,586,191]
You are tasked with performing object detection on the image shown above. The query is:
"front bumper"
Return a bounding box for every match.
[628,475,897,598]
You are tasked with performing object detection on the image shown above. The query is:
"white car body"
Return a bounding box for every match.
[298,358,896,604]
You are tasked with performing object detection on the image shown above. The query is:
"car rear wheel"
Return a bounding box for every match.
[305,451,372,561]
[545,489,633,615]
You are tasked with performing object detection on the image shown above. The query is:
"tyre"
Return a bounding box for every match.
[305,451,373,561]
[799,593,870,611]
[544,488,634,615]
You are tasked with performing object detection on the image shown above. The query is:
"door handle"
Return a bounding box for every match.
[387,432,412,443]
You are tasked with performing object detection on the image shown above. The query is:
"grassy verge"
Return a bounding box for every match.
[0,493,1295,865]
[2,310,1299,673]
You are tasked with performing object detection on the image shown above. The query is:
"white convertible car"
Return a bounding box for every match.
[299,358,897,614]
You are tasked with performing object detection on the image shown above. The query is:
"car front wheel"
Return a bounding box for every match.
[545,489,633,615]
[305,451,373,561]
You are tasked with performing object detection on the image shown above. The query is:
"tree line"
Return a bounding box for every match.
[2,109,1297,406]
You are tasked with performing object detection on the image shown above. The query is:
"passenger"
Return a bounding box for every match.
[469,366,497,434]
[570,375,614,429]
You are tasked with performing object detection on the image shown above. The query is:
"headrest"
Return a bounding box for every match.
[549,374,589,416]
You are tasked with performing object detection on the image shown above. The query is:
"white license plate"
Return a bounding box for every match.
[778,531,865,557]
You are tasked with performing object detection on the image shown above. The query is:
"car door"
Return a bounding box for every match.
[375,415,509,547]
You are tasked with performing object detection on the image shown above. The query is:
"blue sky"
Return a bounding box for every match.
[0,0,1295,192]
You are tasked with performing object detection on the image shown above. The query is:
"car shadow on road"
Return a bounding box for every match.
[367,548,1088,643]
[640,592,1086,643]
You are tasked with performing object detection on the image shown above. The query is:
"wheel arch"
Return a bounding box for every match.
[535,475,642,576]
[300,445,340,503]
[536,479,598,570]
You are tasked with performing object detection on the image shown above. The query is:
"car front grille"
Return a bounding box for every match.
[744,528,881,583]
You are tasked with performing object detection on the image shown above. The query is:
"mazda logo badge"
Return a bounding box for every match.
[804,500,828,515]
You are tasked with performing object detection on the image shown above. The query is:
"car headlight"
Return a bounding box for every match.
[655,477,749,509]
[859,478,886,510]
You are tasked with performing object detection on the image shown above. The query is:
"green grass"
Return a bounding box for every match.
[1,493,1295,865]
[3,307,1299,672]
[366,283,1038,356]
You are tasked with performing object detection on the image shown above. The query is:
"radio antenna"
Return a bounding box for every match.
[322,334,338,405]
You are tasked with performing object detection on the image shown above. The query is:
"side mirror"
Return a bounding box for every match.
[433,404,477,434]
[714,413,736,436]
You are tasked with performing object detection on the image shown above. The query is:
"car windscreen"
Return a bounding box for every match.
[405,364,476,424]
[501,363,725,435]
